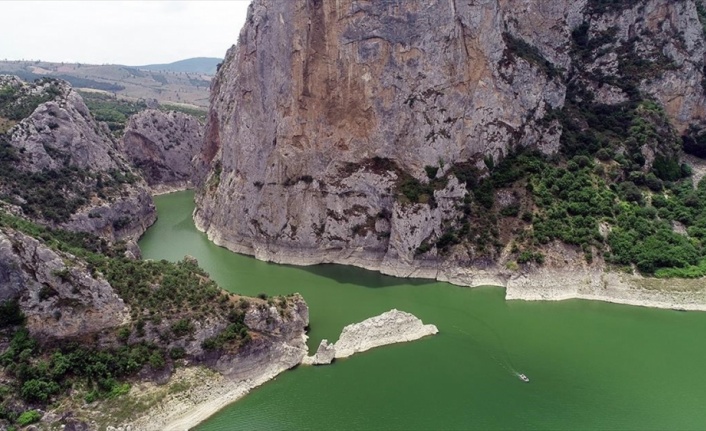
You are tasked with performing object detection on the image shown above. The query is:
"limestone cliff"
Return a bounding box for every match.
[121,109,204,194]
[0,75,155,242]
[195,0,706,302]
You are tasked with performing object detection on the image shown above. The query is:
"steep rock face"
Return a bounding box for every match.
[1,76,156,241]
[195,1,706,279]
[121,109,204,193]
[0,227,129,341]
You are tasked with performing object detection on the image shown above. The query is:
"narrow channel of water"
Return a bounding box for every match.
[139,191,706,430]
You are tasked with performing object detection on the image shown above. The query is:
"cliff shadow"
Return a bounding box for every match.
[297,263,438,289]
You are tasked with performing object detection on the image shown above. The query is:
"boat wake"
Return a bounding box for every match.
[453,324,528,382]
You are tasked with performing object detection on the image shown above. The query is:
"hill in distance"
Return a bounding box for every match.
[135,57,222,75]
[0,59,213,108]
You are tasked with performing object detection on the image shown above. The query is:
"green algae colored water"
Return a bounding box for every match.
[139,191,706,430]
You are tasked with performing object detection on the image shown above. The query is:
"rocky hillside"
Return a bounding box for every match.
[0,75,156,242]
[195,0,706,289]
[0,212,308,430]
[0,73,308,430]
[120,109,204,193]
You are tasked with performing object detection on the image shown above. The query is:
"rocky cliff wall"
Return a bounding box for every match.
[195,0,565,257]
[121,109,204,194]
[194,0,706,305]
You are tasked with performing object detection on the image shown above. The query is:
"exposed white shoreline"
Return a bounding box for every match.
[150,183,192,196]
[115,341,306,431]
[159,364,286,431]
[192,217,706,312]
[118,310,437,431]
[118,216,706,430]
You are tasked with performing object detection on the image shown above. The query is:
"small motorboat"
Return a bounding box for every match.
[518,373,530,382]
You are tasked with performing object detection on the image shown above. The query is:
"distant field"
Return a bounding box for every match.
[0,60,212,108]
[137,57,221,75]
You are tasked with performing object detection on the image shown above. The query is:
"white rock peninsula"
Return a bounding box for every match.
[302,309,438,365]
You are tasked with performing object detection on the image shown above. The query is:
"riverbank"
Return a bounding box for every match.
[150,183,192,196]
[112,357,300,430]
[135,190,706,430]
[193,220,706,312]
[116,309,436,430]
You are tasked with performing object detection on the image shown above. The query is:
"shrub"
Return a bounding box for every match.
[653,155,682,181]
[0,300,24,328]
[596,148,613,161]
[21,379,59,403]
[16,410,41,426]
[148,353,165,369]
[170,319,194,337]
[117,327,131,342]
[169,347,186,359]
[500,204,520,217]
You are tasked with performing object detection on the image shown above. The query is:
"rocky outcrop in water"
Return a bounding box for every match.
[302,309,438,365]
[303,339,336,365]
[121,109,204,194]
[0,76,155,242]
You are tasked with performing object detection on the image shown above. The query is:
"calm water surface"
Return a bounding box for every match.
[139,191,706,430]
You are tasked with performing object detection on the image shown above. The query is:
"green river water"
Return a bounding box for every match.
[139,191,706,430]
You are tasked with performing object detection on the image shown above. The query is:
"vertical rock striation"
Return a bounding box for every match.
[195,0,706,286]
